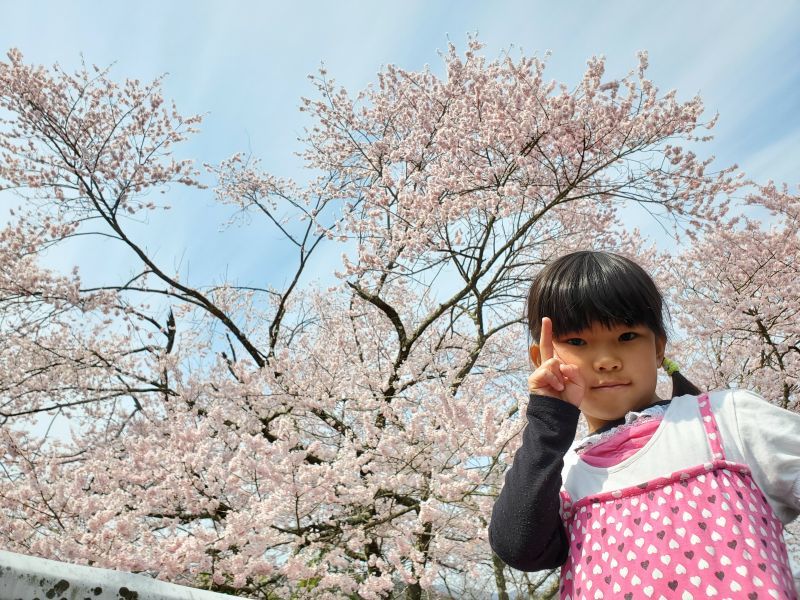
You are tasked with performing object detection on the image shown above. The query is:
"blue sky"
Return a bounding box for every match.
[2,0,799,290]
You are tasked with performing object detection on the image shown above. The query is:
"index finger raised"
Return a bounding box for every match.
[539,317,554,362]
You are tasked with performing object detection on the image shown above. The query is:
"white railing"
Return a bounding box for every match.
[0,550,237,599]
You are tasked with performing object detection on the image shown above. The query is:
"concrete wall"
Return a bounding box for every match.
[0,550,238,600]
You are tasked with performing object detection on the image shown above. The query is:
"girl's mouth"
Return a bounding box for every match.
[593,382,630,390]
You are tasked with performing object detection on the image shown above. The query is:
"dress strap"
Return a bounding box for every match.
[696,393,726,461]
[559,489,574,520]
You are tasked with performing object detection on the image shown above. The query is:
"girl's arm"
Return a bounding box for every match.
[725,389,800,524]
[488,394,581,571]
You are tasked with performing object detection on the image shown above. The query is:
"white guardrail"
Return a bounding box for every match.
[0,550,237,600]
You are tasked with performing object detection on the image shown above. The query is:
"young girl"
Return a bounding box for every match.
[488,251,800,599]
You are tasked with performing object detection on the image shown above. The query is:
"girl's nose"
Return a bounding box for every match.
[594,356,622,371]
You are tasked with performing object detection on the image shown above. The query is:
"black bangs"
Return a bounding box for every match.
[526,251,667,341]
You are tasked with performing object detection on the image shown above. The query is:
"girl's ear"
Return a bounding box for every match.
[529,344,541,367]
[655,334,667,365]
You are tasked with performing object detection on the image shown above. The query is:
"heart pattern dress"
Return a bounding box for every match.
[558,394,797,599]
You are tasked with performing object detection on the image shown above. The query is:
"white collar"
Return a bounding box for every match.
[576,403,669,452]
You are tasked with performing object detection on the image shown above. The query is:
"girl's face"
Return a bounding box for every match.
[533,321,666,432]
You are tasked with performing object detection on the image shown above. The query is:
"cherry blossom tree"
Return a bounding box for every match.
[1,38,789,599]
[663,183,799,411]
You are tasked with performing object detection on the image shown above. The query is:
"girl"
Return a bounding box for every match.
[488,251,800,599]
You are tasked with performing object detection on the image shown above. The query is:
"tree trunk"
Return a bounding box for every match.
[491,552,510,600]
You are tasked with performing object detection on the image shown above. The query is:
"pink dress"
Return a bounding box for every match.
[558,393,797,599]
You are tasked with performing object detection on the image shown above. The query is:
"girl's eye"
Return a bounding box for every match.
[619,332,638,341]
[565,338,585,346]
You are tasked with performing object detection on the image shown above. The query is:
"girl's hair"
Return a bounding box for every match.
[526,250,701,398]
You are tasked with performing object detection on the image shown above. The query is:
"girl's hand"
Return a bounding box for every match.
[527,317,586,408]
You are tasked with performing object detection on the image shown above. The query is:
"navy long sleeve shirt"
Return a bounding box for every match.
[488,394,580,571]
